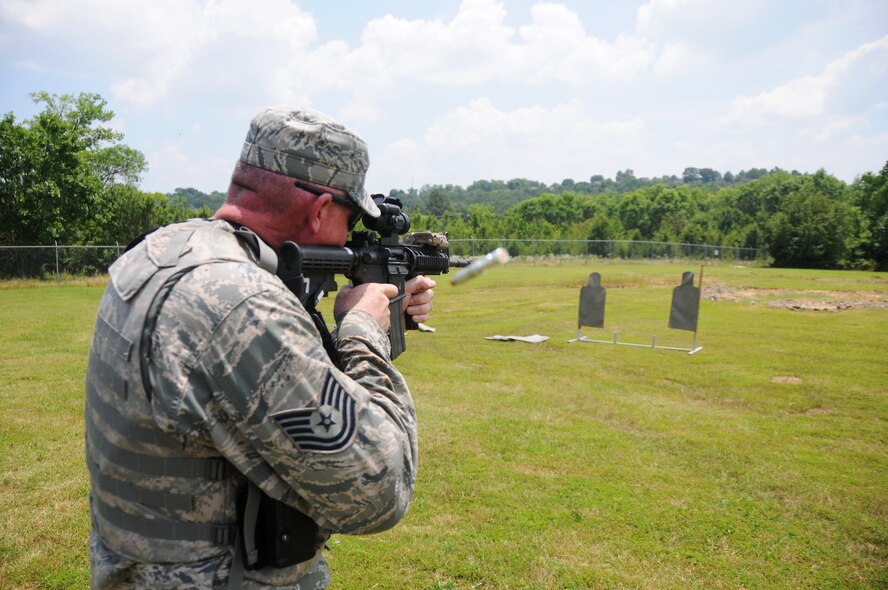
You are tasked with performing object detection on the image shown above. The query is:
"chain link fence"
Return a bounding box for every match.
[0,239,762,281]
[0,244,123,282]
[448,238,761,261]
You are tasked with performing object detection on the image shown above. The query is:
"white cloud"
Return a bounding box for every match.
[813,117,863,143]
[652,42,713,77]
[636,0,762,40]
[636,0,697,35]
[374,0,517,85]
[278,0,671,115]
[113,0,318,107]
[634,0,761,77]
[9,59,46,73]
[107,115,127,136]
[0,0,64,29]
[1,0,317,107]
[519,3,655,83]
[725,35,888,124]
[145,141,233,194]
[370,98,648,188]
[672,138,762,168]
[269,0,521,108]
[728,77,829,122]
[321,0,635,94]
[371,138,426,192]
[2,0,687,119]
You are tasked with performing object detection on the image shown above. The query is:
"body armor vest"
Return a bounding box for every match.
[85,221,274,564]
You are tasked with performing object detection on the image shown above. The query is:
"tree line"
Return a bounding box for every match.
[1,92,886,276]
[392,167,785,214]
[401,165,887,270]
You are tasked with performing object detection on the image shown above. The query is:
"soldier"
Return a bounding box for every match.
[84,106,435,589]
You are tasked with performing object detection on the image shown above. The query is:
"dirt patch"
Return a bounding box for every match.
[771,376,803,384]
[786,406,833,416]
[767,299,857,311]
[704,284,767,302]
[704,284,888,311]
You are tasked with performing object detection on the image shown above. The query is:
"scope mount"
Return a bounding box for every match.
[361,194,411,244]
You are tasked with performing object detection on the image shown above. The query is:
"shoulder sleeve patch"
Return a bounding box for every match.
[271,372,357,453]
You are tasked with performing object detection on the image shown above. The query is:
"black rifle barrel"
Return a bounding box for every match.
[294,243,467,280]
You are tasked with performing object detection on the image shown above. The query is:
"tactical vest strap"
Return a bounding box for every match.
[86,412,233,480]
[242,481,262,567]
[93,314,134,361]
[232,225,278,274]
[87,347,130,401]
[156,229,195,267]
[86,378,185,452]
[92,493,236,545]
[87,459,195,511]
[139,265,203,402]
[227,482,262,590]
[308,307,342,368]
[88,319,133,399]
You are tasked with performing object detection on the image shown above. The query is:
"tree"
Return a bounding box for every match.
[87,145,147,190]
[851,161,888,269]
[464,204,501,237]
[730,170,803,221]
[78,186,208,247]
[615,169,640,192]
[616,190,652,236]
[169,187,226,211]
[682,167,701,183]
[425,188,452,217]
[508,193,590,228]
[0,92,147,247]
[699,168,722,183]
[766,180,852,268]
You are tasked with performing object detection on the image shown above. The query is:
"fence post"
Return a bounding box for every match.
[54,240,60,285]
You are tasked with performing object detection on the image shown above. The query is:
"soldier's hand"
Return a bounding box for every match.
[335,283,399,331]
[403,276,436,324]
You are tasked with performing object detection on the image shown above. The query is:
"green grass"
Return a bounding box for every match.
[1,260,886,589]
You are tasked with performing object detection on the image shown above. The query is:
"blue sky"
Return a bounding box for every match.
[2,0,886,195]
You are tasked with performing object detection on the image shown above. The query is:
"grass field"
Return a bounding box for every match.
[1,260,886,589]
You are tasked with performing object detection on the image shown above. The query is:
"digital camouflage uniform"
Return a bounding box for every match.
[85,107,417,589]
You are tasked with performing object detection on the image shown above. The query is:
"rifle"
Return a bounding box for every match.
[276,194,469,359]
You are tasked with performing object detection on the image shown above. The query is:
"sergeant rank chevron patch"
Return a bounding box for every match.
[271,372,357,453]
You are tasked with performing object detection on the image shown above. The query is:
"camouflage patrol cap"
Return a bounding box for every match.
[240,106,380,217]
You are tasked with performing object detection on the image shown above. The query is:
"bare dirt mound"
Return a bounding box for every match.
[703,284,888,311]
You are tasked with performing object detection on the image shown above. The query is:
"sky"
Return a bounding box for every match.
[1,0,887,196]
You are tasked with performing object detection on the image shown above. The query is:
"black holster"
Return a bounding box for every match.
[241,484,327,570]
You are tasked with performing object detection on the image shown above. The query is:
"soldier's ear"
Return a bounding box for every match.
[305,193,333,234]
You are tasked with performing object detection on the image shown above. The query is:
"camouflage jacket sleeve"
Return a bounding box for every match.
[148,260,418,535]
